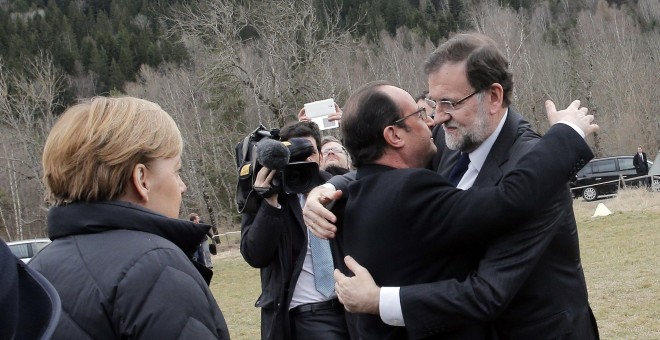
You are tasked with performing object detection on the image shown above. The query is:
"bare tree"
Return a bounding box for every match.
[169,0,358,127]
[573,1,660,155]
[0,53,66,239]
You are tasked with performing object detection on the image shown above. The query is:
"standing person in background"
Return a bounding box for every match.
[320,136,352,176]
[633,146,650,188]
[190,212,214,269]
[240,121,351,340]
[30,96,230,339]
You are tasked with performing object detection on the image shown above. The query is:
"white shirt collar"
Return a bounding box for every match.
[456,109,508,189]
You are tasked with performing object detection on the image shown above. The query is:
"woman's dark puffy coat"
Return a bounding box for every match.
[29,201,230,339]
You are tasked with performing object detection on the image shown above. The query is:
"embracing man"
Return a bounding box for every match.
[304,33,600,339]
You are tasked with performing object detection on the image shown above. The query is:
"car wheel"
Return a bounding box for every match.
[653,178,660,192]
[582,187,598,201]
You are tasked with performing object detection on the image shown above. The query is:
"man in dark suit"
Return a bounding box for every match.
[633,146,650,187]
[240,121,350,340]
[321,76,597,339]
[305,33,600,339]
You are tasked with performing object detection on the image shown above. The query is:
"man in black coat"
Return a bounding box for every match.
[317,77,598,339]
[305,33,600,339]
[633,146,650,187]
[240,121,351,340]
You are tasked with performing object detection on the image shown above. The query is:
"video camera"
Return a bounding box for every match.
[235,124,322,213]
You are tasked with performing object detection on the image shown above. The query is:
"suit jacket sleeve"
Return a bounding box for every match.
[327,171,356,191]
[413,124,592,247]
[240,198,288,268]
[399,189,568,338]
[395,124,592,339]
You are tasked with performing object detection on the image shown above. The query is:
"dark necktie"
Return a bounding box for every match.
[448,152,470,187]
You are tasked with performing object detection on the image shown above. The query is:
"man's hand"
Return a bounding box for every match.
[303,185,342,239]
[298,103,343,122]
[335,256,380,314]
[254,167,278,207]
[327,103,343,122]
[297,107,311,122]
[546,100,599,136]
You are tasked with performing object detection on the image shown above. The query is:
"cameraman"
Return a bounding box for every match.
[240,121,351,340]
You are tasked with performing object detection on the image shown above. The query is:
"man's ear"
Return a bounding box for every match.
[383,125,405,149]
[486,83,504,115]
[131,164,149,202]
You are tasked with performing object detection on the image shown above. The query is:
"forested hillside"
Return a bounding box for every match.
[0,0,189,99]
[1,0,658,240]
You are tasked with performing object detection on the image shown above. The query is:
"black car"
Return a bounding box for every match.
[570,156,653,201]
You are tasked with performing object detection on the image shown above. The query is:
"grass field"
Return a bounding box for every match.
[210,188,660,339]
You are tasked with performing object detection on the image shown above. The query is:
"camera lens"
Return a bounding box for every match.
[283,162,320,194]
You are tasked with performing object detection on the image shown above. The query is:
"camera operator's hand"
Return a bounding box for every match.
[254,166,279,207]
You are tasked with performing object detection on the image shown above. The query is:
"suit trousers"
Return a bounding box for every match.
[290,299,350,340]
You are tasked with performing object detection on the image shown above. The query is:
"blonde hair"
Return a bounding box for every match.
[42,96,182,205]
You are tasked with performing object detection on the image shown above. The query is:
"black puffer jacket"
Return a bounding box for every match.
[29,201,230,339]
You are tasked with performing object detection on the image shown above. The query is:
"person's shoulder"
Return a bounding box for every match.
[382,168,440,185]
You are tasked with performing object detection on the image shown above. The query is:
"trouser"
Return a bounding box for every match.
[290,299,350,340]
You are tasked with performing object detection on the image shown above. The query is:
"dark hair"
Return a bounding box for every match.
[188,213,199,221]
[423,32,513,106]
[341,80,399,167]
[414,90,429,103]
[279,120,322,152]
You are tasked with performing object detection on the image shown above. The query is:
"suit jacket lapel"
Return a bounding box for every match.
[432,108,533,185]
[473,109,524,187]
[431,125,460,178]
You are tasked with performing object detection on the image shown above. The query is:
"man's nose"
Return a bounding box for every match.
[434,111,451,125]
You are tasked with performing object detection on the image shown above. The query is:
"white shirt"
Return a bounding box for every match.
[455,110,508,189]
[289,194,337,309]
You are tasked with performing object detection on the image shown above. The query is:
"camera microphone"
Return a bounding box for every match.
[256,138,290,170]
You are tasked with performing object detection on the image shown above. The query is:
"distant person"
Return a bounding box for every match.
[190,212,214,269]
[320,136,351,176]
[633,146,650,188]
[30,96,230,339]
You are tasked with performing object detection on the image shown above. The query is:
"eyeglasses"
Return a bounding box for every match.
[391,107,434,126]
[321,147,346,156]
[425,89,481,114]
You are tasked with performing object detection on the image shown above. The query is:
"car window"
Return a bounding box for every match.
[591,159,617,173]
[8,244,30,259]
[32,242,50,254]
[618,158,635,171]
[578,163,592,176]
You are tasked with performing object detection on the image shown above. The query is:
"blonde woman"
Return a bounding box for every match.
[30,97,230,339]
